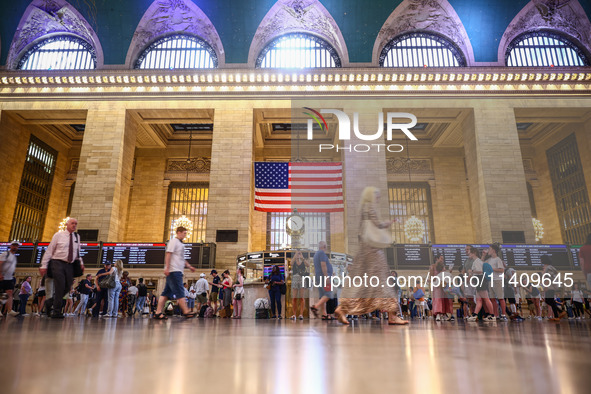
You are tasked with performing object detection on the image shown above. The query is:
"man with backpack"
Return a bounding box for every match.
[195,273,209,315]
[74,274,93,316]
[135,278,148,316]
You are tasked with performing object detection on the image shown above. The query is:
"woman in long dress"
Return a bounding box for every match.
[335,187,408,325]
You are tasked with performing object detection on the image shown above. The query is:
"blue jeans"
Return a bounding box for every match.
[107,281,122,317]
[187,298,195,309]
[75,293,89,315]
[269,289,282,317]
[19,294,29,315]
[136,296,146,314]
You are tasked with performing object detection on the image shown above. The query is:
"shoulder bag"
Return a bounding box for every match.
[98,271,116,289]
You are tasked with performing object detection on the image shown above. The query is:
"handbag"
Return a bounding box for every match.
[360,219,393,248]
[98,272,116,289]
[72,233,84,277]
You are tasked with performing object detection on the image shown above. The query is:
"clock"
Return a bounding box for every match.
[286,212,305,236]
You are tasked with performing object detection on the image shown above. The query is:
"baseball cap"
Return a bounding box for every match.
[10,241,20,246]
[103,261,112,265]
[200,273,206,278]
[210,269,217,275]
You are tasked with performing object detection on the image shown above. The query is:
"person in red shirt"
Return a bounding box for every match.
[579,233,591,291]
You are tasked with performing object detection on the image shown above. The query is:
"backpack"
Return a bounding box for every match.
[204,306,214,318]
[199,304,209,318]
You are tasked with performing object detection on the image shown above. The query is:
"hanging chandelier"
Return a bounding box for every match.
[58,217,70,232]
[532,218,544,242]
[405,215,425,243]
[172,215,193,240]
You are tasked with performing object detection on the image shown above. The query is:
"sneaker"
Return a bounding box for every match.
[514,316,525,322]
[0,312,3,317]
[8,310,19,317]
[20,313,29,317]
[536,316,543,320]
[485,315,496,322]
[500,315,508,321]
[435,315,441,321]
[576,317,581,320]
[33,312,40,316]
[467,314,478,322]
[449,316,455,322]
[299,315,304,320]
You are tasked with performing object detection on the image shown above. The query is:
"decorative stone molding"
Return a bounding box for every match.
[523,158,535,173]
[247,0,349,67]
[166,157,211,173]
[499,0,591,63]
[126,0,225,69]
[69,158,79,174]
[373,0,475,66]
[387,158,433,175]
[7,0,103,69]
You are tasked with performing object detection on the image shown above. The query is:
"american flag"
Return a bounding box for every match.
[254,162,344,212]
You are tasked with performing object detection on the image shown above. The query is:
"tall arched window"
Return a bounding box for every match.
[17,35,96,70]
[256,33,341,69]
[135,34,218,69]
[506,31,589,67]
[379,32,466,68]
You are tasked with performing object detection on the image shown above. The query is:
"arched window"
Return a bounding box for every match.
[379,32,466,67]
[256,33,341,69]
[135,34,217,69]
[506,31,589,67]
[17,35,96,70]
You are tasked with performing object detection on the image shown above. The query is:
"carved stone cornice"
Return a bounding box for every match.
[166,157,211,173]
[387,158,433,174]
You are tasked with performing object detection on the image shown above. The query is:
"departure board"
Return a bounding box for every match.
[34,242,101,265]
[571,246,581,268]
[501,244,571,268]
[0,242,35,265]
[396,244,431,267]
[101,243,166,266]
[432,244,491,270]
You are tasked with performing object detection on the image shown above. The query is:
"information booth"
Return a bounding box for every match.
[236,249,353,318]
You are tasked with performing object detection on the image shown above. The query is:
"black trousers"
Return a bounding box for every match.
[92,289,109,316]
[545,290,560,317]
[49,259,73,314]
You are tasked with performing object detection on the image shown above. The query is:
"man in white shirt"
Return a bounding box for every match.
[0,241,21,317]
[128,283,138,315]
[153,226,196,319]
[195,273,209,312]
[39,218,84,318]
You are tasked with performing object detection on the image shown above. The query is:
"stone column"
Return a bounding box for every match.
[206,105,254,271]
[70,109,136,241]
[463,103,535,243]
[125,154,167,241]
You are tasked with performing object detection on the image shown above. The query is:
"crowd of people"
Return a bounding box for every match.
[2,213,591,325]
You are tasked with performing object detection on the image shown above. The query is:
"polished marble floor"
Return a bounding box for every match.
[1,316,590,394]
